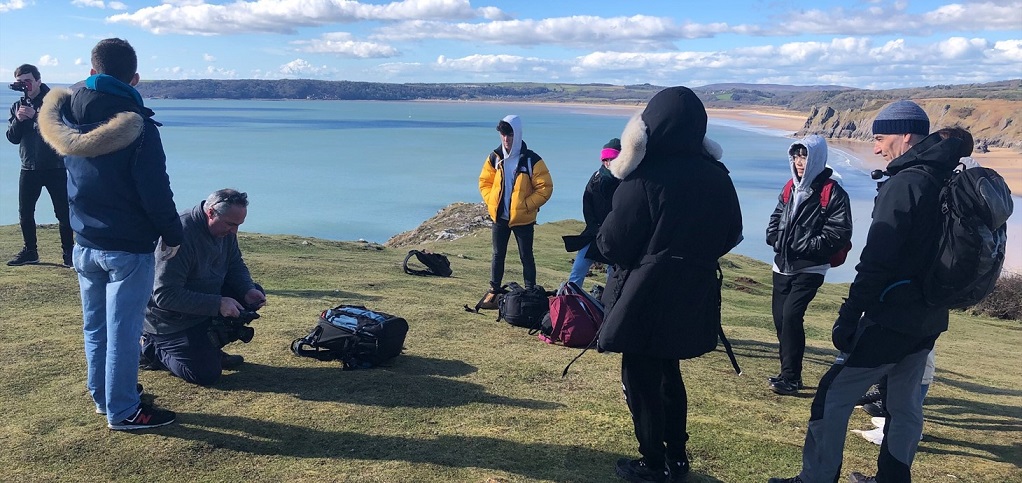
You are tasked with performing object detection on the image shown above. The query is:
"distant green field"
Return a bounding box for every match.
[1,222,1018,482]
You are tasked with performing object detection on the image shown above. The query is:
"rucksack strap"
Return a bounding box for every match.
[818,179,835,210]
[403,250,433,276]
[782,178,837,210]
[290,326,343,362]
[780,179,794,203]
[715,265,742,375]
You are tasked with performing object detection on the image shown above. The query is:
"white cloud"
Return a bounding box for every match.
[936,37,989,59]
[751,1,1022,36]
[72,0,127,9]
[991,39,1022,62]
[205,65,237,77]
[203,53,216,62]
[373,15,718,49]
[369,2,1020,50]
[376,34,1022,89]
[0,0,27,13]
[292,32,398,58]
[38,55,59,67]
[107,0,499,35]
[279,58,331,77]
[477,6,509,21]
[75,58,84,66]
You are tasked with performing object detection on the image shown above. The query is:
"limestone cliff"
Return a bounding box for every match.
[385,202,491,248]
[796,98,1022,150]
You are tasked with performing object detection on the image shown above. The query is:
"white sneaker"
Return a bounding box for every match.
[870,416,886,428]
[850,426,885,445]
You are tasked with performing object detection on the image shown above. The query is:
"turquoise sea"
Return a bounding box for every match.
[2,92,1018,283]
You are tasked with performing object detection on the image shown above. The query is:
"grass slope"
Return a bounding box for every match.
[1,222,1019,483]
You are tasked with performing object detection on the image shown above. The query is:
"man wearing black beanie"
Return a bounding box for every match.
[771,99,963,483]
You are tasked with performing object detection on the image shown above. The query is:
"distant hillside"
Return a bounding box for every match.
[692,80,1022,110]
[696,80,1022,149]
[134,78,1022,148]
[796,95,1022,149]
[134,79,661,105]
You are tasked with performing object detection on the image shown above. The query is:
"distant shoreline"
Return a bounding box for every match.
[435,99,1021,193]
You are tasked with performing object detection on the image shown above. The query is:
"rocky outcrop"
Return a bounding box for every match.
[797,98,1022,150]
[385,202,491,248]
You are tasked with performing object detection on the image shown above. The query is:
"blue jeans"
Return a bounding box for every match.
[568,243,614,288]
[74,245,155,423]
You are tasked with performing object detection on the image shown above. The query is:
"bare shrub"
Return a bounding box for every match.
[968,272,1022,321]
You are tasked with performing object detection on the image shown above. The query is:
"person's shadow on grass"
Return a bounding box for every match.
[218,355,561,410]
[161,411,726,482]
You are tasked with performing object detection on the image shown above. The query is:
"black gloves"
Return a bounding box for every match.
[832,302,861,352]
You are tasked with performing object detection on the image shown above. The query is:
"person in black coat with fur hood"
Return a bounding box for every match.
[596,86,743,483]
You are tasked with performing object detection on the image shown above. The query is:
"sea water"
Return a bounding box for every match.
[1,94,1018,283]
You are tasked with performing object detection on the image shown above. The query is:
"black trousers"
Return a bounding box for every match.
[771,271,825,381]
[621,353,688,468]
[18,168,73,252]
[490,219,536,288]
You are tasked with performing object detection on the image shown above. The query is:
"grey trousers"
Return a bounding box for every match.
[798,319,938,483]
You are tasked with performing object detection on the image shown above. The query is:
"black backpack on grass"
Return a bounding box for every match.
[403,250,453,277]
[497,282,550,331]
[291,305,408,369]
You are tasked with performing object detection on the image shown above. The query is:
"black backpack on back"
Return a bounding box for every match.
[291,305,408,369]
[403,250,453,277]
[497,282,550,330]
[917,165,1013,309]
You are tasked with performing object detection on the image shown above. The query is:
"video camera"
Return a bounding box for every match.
[8,81,30,105]
[208,310,260,347]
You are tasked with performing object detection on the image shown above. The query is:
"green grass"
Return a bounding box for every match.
[1,222,1019,482]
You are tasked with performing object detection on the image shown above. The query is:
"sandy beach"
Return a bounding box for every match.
[708,107,1022,194]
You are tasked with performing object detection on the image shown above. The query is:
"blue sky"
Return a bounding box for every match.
[0,0,1019,88]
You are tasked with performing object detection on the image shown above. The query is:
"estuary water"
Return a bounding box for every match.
[2,93,1018,283]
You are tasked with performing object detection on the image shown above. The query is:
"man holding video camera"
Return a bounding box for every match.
[6,64,74,267]
[142,188,266,386]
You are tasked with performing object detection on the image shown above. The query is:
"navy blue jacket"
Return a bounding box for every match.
[38,86,182,253]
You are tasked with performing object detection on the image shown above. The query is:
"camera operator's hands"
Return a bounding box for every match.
[158,238,179,261]
[15,104,36,121]
[219,297,245,318]
[244,288,266,310]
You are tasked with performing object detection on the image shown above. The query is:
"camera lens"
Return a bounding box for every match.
[238,326,255,344]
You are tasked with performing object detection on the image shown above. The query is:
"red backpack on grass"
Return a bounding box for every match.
[540,282,603,348]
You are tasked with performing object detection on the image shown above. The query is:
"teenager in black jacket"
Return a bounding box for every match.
[765,134,852,396]
[596,87,743,483]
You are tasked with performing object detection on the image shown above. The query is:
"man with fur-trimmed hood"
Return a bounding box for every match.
[595,86,743,483]
[38,38,182,431]
[765,135,852,396]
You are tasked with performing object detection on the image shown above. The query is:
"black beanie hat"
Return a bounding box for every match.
[603,138,622,150]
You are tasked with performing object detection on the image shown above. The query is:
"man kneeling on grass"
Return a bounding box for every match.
[141,189,266,386]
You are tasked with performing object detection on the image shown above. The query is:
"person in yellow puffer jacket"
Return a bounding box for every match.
[478,114,553,297]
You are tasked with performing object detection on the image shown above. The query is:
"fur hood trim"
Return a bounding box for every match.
[38,88,143,158]
[609,111,724,180]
